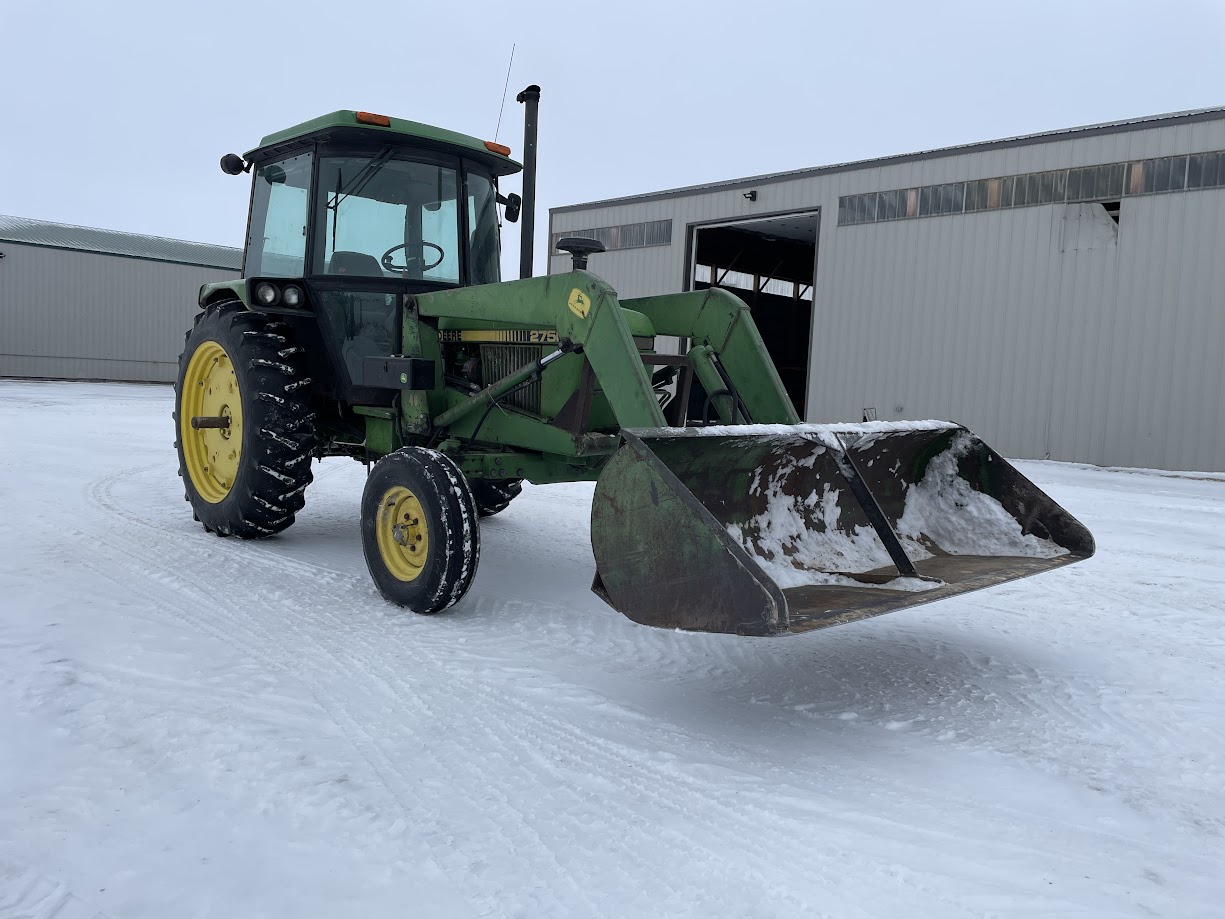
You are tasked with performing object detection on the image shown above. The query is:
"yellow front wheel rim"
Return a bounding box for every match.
[376,486,430,581]
[180,340,243,504]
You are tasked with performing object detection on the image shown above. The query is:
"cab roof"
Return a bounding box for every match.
[245,110,523,177]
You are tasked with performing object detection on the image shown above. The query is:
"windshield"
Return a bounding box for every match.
[314,152,461,283]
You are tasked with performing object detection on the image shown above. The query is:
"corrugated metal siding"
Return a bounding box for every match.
[0,242,239,383]
[0,215,241,269]
[549,115,1225,472]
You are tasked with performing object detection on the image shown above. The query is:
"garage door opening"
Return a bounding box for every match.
[690,212,818,414]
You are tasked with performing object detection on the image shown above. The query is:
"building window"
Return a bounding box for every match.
[838,148,1225,226]
[551,218,672,253]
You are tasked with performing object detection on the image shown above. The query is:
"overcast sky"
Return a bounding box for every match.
[3,0,1223,276]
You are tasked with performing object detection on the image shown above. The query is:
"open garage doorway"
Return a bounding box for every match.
[689,211,818,415]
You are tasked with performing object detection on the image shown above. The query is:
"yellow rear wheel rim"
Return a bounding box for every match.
[180,340,243,504]
[376,486,430,582]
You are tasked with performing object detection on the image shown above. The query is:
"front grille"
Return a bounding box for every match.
[481,344,542,414]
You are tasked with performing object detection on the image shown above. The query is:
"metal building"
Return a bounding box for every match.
[548,108,1225,473]
[0,216,240,383]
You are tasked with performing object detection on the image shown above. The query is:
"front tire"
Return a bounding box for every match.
[469,478,523,517]
[361,448,480,613]
[174,304,316,537]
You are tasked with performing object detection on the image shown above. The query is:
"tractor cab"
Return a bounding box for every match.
[229,110,523,403]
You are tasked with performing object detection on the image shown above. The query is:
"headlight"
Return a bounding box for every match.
[254,282,279,306]
[281,285,302,307]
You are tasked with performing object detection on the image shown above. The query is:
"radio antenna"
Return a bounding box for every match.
[493,44,516,142]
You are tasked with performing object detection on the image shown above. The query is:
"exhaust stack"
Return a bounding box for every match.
[516,84,540,280]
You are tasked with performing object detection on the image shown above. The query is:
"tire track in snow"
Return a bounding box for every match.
[108,467,611,869]
[92,465,884,914]
[46,516,422,844]
[0,862,113,919]
[72,454,1225,916]
[80,465,608,915]
[74,462,1222,917]
[66,469,434,827]
[82,466,921,915]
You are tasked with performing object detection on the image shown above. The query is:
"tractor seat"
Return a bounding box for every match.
[328,250,383,277]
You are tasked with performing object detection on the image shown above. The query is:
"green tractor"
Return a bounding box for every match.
[175,88,1094,636]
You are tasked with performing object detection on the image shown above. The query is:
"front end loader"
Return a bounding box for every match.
[174,89,1093,636]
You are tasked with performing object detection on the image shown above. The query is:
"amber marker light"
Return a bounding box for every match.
[484,141,512,156]
[356,112,392,127]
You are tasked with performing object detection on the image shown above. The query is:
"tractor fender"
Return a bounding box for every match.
[199,280,250,310]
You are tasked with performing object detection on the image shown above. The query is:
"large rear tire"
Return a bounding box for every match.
[174,304,316,537]
[361,448,480,613]
[469,478,523,518]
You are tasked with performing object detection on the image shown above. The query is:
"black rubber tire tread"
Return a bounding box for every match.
[469,478,524,518]
[361,448,480,614]
[174,304,316,538]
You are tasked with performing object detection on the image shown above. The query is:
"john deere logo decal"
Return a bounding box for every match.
[567,288,590,318]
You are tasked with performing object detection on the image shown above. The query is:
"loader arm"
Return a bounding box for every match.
[415,270,667,430]
[621,287,801,425]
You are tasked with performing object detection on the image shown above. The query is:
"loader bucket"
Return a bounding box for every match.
[590,424,1094,636]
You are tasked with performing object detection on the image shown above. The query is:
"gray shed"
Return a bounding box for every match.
[549,108,1225,473]
[0,216,240,383]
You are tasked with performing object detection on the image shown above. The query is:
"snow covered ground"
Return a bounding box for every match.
[1,380,1222,919]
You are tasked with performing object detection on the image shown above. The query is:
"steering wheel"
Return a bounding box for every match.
[381,242,445,273]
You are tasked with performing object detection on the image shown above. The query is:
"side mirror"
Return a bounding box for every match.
[220,153,248,176]
[262,164,287,185]
[502,193,522,223]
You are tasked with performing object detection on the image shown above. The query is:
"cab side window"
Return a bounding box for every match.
[246,152,313,277]
[466,169,500,285]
